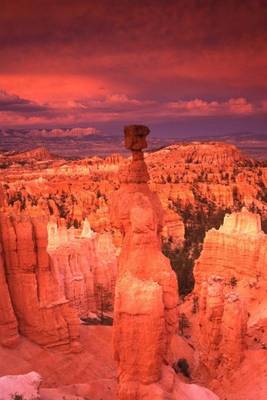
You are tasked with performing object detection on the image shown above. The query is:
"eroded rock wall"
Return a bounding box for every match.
[0,211,80,349]
[47,218,117,317]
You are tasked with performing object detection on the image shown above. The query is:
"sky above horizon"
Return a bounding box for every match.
[0,0,267,137]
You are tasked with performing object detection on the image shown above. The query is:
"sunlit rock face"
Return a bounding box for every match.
[111,125,218,400]
[0,210,80,349]
[194,208,267,298]
[0,182,117,349]
[47,218,117,317]
[162,208,185,249]
[197,276,225,373]
[219,207,262,235]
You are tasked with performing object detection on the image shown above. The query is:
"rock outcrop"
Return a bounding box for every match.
[162,208,185,249]
[48,218,117,317]
[0,210,80,349]
[111,125,218,399]
[194,208,267,309]
[197,276,225,373]
[190,208,266,383]
[197,276,247,377]
[111,125,179,398]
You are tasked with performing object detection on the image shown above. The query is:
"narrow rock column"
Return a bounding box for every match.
[197,276,247,378]
[220,293,247,371]
[197,276,225,373]
[111,125,179,399]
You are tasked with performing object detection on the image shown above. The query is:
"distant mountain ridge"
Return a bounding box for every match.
[0,128,266,160]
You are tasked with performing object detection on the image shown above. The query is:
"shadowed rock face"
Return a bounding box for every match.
[124,125,150,151]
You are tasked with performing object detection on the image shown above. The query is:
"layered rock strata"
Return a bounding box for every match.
[194,208,267,311]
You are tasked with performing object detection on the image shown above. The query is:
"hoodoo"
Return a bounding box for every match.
[111,126,219,399]
[111,125,179,398]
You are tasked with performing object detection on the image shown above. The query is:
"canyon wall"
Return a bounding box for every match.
[0,209,80,349]
[0,207,118,348]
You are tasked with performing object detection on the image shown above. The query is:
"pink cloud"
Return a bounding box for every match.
[0,87,266,128]
[168,97,254,116]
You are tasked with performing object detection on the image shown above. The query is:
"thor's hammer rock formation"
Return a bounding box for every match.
[111,125,179,399]
[111,126,219,399]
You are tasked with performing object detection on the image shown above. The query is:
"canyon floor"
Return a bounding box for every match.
[0,325,116,400]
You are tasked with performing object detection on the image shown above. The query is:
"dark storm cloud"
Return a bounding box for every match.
[1,0,266,50]
[0,90,50,113]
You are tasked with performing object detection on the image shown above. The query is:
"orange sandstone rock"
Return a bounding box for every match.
[48,218,117,317]
[0,211,80,349]
[112,125,179,399]
[111,126,219,400]
[194,208,267,304]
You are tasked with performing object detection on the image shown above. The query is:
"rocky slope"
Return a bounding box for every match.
[0,326,116,400]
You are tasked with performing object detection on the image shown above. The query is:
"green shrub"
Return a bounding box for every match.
[11,394,24,400]
[173,358,191,378]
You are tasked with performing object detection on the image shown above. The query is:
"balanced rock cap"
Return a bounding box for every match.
[124,125,150,151]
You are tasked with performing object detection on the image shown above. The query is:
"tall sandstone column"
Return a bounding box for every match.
[111,125,179,399]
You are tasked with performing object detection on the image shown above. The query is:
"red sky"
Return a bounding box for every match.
[0,0,267,136]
